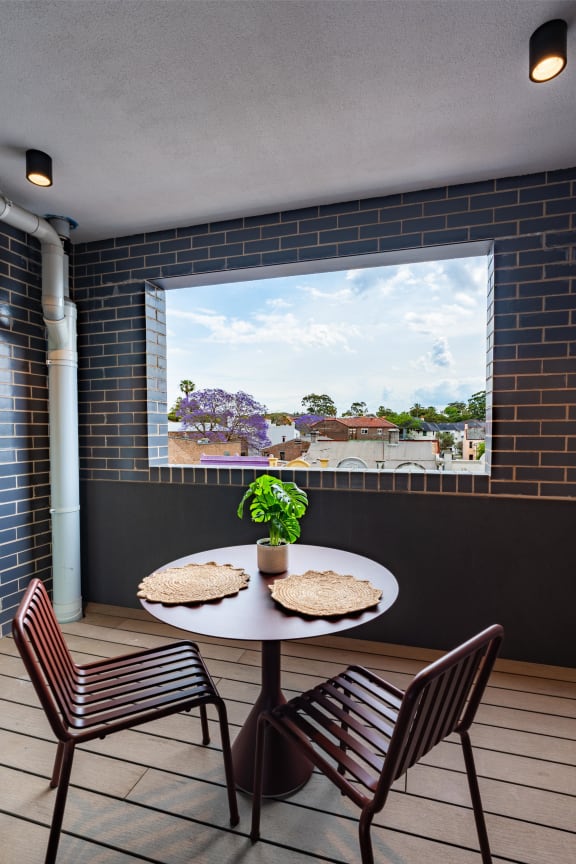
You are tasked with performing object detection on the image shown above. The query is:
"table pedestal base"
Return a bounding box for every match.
[231,640,313,796]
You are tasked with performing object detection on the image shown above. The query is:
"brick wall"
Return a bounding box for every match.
[0,224,52,631]
[2,167,576,631]
[72,167,576,498]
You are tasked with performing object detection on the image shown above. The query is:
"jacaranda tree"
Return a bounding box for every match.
[177,388,271,451]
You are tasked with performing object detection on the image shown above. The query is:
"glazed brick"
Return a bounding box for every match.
[299,244,338,261]
[544,326,576,342]
[338,239,378,256]
[470,222,517,240]
[226,226,261,243]
[298,216,337,232]
[244,238,280,254]
[404,187,447,204]
[178,248,209,263]
[281,232,318,249]
[319,200,359,216]
[192,258,226,273]
[448,209,493,228]
[497,172,546,189]
[521,214,571,233]
[519,279,569,297]
[379,233,422,251]
[520,248,567,266]
[262,249,298,265]
[546,198,576,214]
[210,218,244,232]
[546,262,576,279]
[540,482,576,497]
[403,214,445,232]
[320,227,358,244]
[361,221,401,238]
[192,232,225,247]
[261,222,298,239]
[380,202,422,221]
[209,242,243,258]
[450,179,494,196]
[520,310,569,328]
[495,297,542,314]
[493,327,542,345]
[227,254,262,269]
[520,182,571,202]
[423,228,469,245]
[424,196,469,216]
[160,237,191,253]
[338,209,379,227]
[282,207,318,222]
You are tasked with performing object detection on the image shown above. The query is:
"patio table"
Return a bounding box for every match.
[139,544,398,796]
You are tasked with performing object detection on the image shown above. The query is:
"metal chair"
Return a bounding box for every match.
[12,578,239,864]
[251,624,503,864]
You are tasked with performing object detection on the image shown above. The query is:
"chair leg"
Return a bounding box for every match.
[199,703,210,745]
[460,731,493,864]
[215,699,239,827]
[45,740,75,864]
[358,809,375,864]
[250,714,268,842]
[50,741,65,789]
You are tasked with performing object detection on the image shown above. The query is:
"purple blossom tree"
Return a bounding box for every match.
[294,414,325,435]
[177,388,271,451]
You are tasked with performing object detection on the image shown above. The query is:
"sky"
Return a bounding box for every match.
[165,255,488,415]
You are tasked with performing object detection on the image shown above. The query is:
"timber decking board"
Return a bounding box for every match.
[0,602,574,864]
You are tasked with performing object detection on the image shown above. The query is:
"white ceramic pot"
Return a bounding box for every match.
[256,539,289,574]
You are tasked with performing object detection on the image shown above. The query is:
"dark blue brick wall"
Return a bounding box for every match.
[72,167,576,499]
[0,223,52,634]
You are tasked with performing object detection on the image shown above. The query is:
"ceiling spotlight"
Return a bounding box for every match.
[529,19,567,82]
[26,149,53,187]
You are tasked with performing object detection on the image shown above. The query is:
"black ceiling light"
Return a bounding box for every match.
[529,19,568,82]
[26,149,53,187]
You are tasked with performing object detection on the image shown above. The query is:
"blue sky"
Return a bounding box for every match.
[166,255,488,415]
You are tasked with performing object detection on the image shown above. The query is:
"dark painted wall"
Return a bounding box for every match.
[81,480,575,667]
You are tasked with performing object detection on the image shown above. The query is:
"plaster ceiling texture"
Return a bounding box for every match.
[0,0,575,243]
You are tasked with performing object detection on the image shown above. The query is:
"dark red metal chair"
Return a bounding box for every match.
[251,624,503,864]
[12,578,239,864]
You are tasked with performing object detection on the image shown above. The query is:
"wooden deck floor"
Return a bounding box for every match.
[1,602,575,864]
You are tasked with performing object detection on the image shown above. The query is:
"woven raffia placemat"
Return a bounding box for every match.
[137,562,250,604]
[269,570,382,616]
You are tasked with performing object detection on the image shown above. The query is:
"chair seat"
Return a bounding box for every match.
[61,642,220,733]
[275,665,403,803]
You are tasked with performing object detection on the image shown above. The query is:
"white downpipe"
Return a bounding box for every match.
[0,196,82,622]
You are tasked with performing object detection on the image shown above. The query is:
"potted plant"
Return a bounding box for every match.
[237,474,309,573]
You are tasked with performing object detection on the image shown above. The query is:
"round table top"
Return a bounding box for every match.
[139,544,398,643]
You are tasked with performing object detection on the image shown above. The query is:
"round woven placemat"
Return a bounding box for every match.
[269,570,382,616]
[137,562,250,604]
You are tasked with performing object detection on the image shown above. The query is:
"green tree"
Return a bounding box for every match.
[444,401,467,422]
[266,412,293,426]
[438,431,455,451]
[377,406,422,431]
[301,393,337,416]
[467,390,486,420]
[476,441,486,459]
[168,379,196,422]
[342,400,368,417]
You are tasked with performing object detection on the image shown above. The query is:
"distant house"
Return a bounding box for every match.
[309,417,398,442]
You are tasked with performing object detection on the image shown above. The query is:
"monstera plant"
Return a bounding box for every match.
[237,474,309,573]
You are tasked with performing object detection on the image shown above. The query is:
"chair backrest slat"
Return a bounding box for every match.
[12,579,78,739]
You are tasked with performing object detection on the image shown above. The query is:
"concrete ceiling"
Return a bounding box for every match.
[1,0,575,243]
